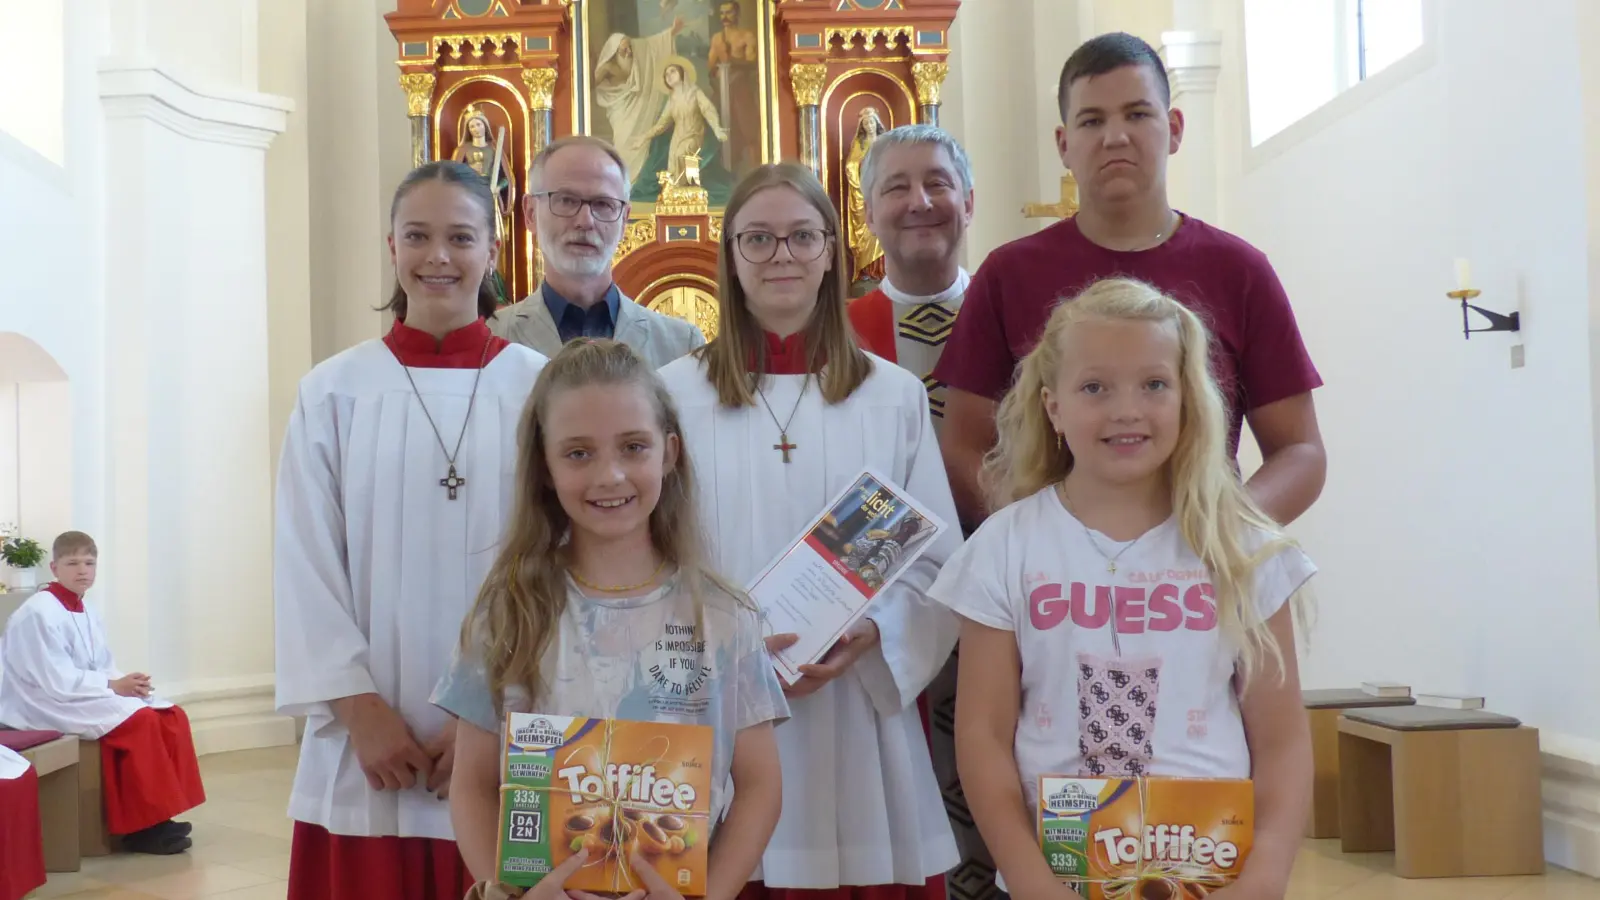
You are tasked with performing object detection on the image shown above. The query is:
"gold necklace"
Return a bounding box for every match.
[570,559,668,593]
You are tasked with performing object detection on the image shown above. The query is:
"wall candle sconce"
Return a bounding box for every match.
[1448,258,1520,339]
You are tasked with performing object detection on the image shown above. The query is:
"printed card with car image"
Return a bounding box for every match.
[743,469,947,684]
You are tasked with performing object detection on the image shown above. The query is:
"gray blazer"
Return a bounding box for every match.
[489,284,707,369]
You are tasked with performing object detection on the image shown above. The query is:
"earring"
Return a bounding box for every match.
[1056,433,1063,450]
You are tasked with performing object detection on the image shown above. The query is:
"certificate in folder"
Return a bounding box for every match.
[744,469,948,684]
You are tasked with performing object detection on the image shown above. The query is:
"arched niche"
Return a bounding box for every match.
[0,332,72,594]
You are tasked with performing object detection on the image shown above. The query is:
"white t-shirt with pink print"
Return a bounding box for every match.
[928,485,1316,811]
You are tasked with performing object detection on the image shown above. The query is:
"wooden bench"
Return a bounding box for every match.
[78,738,119,857]
[1337,705,1544,878]
[12,733,82,873]
[1302,688,1416,838]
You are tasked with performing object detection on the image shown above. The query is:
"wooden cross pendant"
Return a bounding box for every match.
[773,432,797,464]
[440,464,466,500]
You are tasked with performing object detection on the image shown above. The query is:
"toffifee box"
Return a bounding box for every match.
[1037,776,1253,899]
[497,713,714,896]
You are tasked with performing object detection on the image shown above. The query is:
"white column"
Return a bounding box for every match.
[306,0,416,361]
[98,51,297,753]
[1160,30,1223,223]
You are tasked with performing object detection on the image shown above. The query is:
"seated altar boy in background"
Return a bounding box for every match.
[0,531,206,855]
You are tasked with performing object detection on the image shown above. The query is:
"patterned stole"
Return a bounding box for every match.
[882,268,970,430]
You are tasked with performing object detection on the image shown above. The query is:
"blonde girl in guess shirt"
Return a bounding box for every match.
[928,277,1316,900]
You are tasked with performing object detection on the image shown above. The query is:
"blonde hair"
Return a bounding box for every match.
[985,277,1308,685]
[695,163,872,408]
[52,531,97,560]
[463,338,740,709]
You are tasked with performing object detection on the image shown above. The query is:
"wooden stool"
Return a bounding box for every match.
[1337,706,1544,878]
[77,739,119,857]
[18,735,81,873]
[1302,688,1416,838]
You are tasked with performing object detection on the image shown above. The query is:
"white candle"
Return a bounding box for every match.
[1455,258,1472,290]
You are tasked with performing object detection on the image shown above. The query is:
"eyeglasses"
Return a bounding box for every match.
[732,228,833,264]
[530,190,627,223]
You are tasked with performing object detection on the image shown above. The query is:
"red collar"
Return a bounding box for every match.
[749,331,813,375]
[45,582,83,613]
[385,318,509,369]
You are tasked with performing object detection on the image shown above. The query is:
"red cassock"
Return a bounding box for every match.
[23,581,209,835]
[98,705,208,835]
[289,821,475,900]
[0,760,46,900]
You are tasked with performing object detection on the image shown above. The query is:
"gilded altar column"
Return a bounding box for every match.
[522,67,558,155]
[790,64,828,178]
[911,62,948,127]
[399,72,436,168]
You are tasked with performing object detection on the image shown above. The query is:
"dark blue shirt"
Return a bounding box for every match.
[542,283,622,343]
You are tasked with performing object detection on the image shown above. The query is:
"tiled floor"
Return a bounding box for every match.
[28,744,1600,899]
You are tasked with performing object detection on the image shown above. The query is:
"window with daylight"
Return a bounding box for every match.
[1245,0,1425,146]
[0,0,65,165]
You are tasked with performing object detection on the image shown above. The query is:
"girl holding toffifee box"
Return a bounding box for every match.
[433,338,789,900]
[927,278,1316,900]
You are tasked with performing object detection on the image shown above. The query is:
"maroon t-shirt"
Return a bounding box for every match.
[934,214,1322,455]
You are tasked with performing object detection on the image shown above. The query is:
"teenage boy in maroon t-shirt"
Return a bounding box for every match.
[935,32,1326,532]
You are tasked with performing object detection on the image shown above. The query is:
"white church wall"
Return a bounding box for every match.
[91,0,296,754]
[259,0,314,487]
[0,0,67,167]
[306,0,415,364]
[110,0,260,94]
[1208,0,1600,872]
[0,0,107,589]
[0,349,73,587]
[0,388,14,535]
[944,0,1087,266]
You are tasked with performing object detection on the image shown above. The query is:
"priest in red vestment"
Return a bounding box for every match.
[0,531,206,855]
[844,126,997,900]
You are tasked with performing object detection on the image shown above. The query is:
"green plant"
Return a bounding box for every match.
[1,536,45,569]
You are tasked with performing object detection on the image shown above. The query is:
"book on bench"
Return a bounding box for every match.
[1416,693,1485,710]
[1360,681,1411,699]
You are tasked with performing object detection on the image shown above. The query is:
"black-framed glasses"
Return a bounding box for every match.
[530,190,627,223]
[733,228,833,264]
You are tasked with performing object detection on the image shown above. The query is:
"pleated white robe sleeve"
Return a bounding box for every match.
[851,380,962,719]
[273,375,377,717]
[273,340,545,841]
[659,354,961,890]
[0,593,152,739]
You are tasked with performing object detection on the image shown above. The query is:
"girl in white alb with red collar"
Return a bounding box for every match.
[928,278,1316,900]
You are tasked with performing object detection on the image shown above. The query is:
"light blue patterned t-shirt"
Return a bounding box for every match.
[432,573,790,824]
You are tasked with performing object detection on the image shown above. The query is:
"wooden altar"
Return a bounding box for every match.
[385,0,961,334]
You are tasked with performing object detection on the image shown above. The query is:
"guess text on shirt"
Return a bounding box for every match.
[1029,582,1217,633]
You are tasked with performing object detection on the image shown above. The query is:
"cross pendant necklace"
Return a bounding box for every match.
[440,464,466,500]
[755,374,810,464]
[391,335,490,500]
[773,433,797,463]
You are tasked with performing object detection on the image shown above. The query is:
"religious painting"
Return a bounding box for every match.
[574,0,772,208]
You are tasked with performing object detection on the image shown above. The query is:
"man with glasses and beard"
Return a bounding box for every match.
[491,136,706,366]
